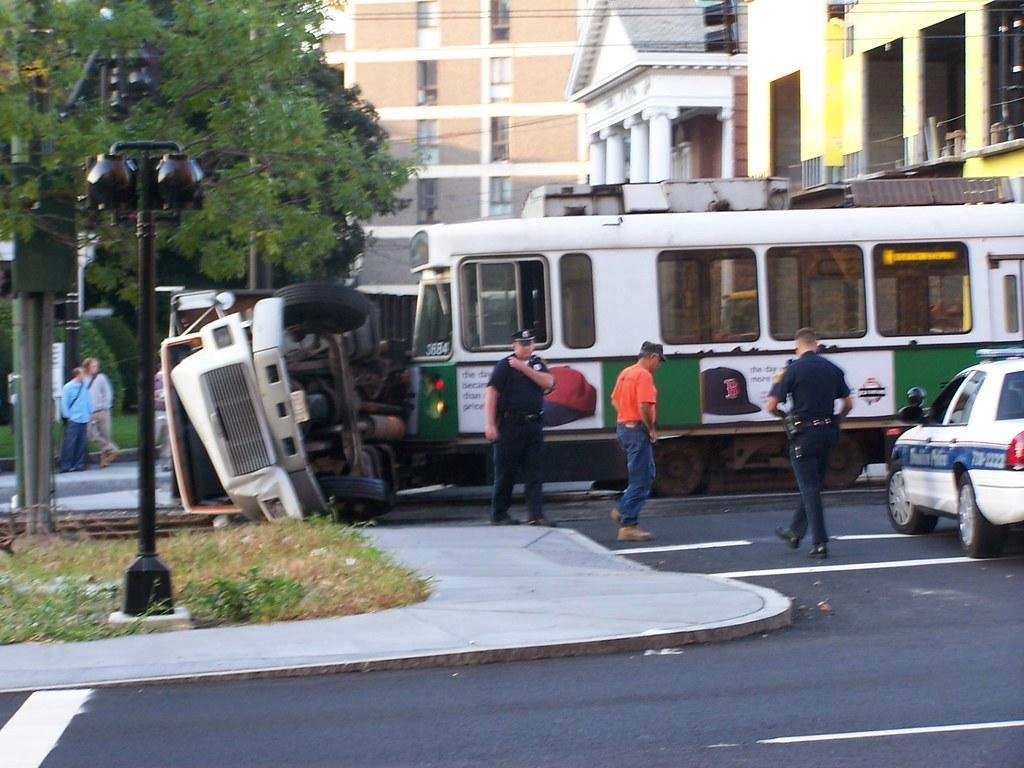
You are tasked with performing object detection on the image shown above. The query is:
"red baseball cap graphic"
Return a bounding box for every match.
[543,366,597,426]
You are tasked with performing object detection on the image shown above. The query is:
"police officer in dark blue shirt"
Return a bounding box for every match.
[766,327,853,558]
[484,329,556,525]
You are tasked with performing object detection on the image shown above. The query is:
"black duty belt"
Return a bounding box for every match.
[502,410,542,424]
[806,417,833,427]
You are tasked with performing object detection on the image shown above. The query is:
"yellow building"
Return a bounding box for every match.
[747,0,1024,201]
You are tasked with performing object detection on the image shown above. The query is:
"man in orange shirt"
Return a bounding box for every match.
[610,341,664,541]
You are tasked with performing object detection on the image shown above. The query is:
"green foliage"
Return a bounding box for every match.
[89,315,138,410]
[0,0,411,303]
[190,567,305,623]
[0,302,12,423]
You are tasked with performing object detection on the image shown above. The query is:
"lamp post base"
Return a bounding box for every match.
[122,554,174,615]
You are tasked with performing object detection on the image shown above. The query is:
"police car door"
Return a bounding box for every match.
[901,372,968,511]
[921,372,985,514]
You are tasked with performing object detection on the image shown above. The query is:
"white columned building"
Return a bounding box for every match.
[566,0,748,185]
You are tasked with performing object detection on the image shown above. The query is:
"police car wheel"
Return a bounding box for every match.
[885,468,938,535]
[957,475,1005,558]
[276,282,371,334]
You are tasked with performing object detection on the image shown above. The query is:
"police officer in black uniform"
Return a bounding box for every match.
[766,327,853,558]
[484,329,556,525]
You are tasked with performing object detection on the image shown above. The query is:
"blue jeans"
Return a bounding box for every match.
[617,424,655,526]
[59,420,89,472]
[787,425,838,546]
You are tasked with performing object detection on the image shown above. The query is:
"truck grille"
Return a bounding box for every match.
[204,364,271,476]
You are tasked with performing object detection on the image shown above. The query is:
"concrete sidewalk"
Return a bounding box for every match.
[0,526,791,693]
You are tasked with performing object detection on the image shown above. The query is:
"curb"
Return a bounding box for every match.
[1,600,792,693]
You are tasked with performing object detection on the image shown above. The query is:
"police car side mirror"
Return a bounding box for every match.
[898,404,926,424]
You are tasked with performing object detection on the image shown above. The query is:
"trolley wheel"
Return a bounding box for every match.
[652,440,706,497]
[275,282,370,334]
[824,432,866,490]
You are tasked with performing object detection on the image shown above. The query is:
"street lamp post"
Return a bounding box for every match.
[86,140,202,616]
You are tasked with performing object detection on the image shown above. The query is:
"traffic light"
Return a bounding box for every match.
[703,0,739,54]
[105,44,160,114]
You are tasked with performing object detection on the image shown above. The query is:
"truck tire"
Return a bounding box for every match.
[275,282,370,334]
[318,475,396,520]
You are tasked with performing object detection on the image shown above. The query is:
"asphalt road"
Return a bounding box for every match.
[3,490,1022,767]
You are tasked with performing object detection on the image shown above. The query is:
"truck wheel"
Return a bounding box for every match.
[957,475,1005,558]
[318,475,396,520]
[275,282,370,334]
[885,467,938,534]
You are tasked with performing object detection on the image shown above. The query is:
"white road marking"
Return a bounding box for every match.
[615,540,752,555]
[0,689,92,768]
[758,719,1024,744]
[715,556,980,578]
[834,533,916,540]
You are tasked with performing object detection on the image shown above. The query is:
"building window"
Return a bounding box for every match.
[560,253,595,349]
[489,177,512,216]
[658,249,759,344]
[988,2,1024,143]
[491,117,509,162]
[491,0,510,41]
[490,57,511,102]
[873,242,970,335]
[417,120,439,165]
[417,61,437,105]
[417,179,437,224]
[766,244,865,339]
[417,1,439,29]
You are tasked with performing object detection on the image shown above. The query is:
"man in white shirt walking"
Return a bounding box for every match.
[82,357,120,467]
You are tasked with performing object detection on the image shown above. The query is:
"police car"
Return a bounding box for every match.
[886,350,1024,558]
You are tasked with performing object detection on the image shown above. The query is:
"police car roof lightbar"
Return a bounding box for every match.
[976,348,1024,359]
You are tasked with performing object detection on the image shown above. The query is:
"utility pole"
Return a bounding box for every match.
[11,1,77,534]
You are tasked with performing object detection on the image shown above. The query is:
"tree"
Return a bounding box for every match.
[0,0,411,303]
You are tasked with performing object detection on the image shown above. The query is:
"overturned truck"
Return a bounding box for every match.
[163,283,411,521]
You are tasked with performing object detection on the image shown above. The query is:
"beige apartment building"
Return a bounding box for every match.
[326,1,587,289]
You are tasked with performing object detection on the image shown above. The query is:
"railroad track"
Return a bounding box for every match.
[4,510,215,540]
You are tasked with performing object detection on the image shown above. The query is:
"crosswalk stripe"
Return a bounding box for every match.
[758,719,1024,744]
[0,689,93,768]
[614,540,752,555]
[714,556,979,578]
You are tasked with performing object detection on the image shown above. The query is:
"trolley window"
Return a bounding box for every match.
[873,242,971,335]
[767,245,865,339]
[460,258,548,350]
[657,249,758,344]
[412,276,452,358]
[560,253,595,349]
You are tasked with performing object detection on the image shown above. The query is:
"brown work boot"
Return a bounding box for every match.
[617,525,653,542]
[610,508,621,524]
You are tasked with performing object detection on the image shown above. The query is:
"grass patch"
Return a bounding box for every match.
[0,414,140,459]
[0,518,430,644]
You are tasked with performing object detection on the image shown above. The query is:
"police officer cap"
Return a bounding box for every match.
[639,341,665,360]
[511,328,535,343]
